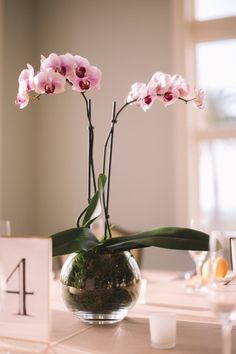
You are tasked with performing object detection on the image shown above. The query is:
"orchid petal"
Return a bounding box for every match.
[170,74,190,97]
[18,64,35,92]
[40,53,61,72]
[34,69,66,94]
[193,88,204,109]
[15,91,29,109]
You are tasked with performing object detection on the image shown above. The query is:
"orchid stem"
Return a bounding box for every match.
[103,100,136,238]
[81,93,97,202]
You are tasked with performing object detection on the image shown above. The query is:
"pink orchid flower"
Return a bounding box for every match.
[40,53,61,72]
[159,74,190,107]
[33,68,66,95]
[147,72,178,106]
[148,72,171,95]
[127,82,154,112]
[40,53,75,77]
[169,74,190,98]
[73,55,91,76]
[59,53,76,77]
[69,55,102,92]
[15,64,35,108]
[41,53,76,78]
[15,90,30,109]
[193,88,204,109]
[147,72,190,107]
[18,64,35,92]
[127,82,146,102]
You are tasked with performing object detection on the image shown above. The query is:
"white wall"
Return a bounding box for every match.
[2,0,39,234]
[37,0,176,232]
[2,0,193,270]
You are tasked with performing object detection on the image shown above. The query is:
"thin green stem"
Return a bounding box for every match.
[156,93,195,104]
[106,102,116,215]
[102,99,137,238]
[81,93,97,202]
[76,206,87,227]
[178,96,195,104]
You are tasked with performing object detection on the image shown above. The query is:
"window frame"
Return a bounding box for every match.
[171,0,236,227]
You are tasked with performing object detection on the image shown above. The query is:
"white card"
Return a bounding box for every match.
[0,237,52,343]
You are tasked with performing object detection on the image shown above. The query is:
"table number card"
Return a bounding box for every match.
[0,237,52,343]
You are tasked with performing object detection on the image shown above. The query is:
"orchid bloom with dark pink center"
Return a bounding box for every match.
[147,72,179,106]
[16,54,204,113]
[127,82,155,112]
[59,53,76,77]
[41,53,75,78]
[127,82,146,102]
[15,90,30,109]
[158,74,190,106]
[70,55,102,92]
[15,53,102,109]
[148,72,171,95]
[127,71,204,110]
[33,68,66,95]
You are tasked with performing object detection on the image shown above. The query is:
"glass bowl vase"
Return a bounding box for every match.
[60,249,141,324]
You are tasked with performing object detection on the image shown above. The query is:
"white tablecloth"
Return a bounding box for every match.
[1,271,236,353]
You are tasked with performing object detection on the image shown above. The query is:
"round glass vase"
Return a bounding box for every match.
[60,249,141,325]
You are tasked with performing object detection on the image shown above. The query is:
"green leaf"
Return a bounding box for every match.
[102,227,209,252]
[98,173,107,193]
[82,174,107,227]
[51,227,100,256]
[82,192,99,227]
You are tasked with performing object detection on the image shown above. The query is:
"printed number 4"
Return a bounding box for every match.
[6,258,34,316]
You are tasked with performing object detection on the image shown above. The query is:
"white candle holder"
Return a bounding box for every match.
[149,311,176,349]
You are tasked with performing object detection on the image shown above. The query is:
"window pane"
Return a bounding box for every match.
[199,139,236,227]
[196,39,236,127]
[195,0,236,21]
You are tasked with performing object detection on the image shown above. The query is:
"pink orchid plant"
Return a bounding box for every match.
[16,53,203,110]
[16,52,208,257]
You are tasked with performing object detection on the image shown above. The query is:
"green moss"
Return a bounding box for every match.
[60,250,141,313]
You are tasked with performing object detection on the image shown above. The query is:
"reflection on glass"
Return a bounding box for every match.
[195,0,236,21]
[196,39,236,127]
[199,139,236,227]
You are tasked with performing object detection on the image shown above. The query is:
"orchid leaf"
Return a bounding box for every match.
[82,193,99,227]
[98,173,107,193]
[101,227,209,252]
[82,174,107,227]
[51,227,100,256]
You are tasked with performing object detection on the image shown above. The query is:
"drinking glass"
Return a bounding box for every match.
[186,220,208,292]
[207,230,236,354]
[0,220,11,237]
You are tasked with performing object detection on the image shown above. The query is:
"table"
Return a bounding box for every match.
[2,271,236,353]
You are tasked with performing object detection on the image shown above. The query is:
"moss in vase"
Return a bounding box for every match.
[60,250,141,313]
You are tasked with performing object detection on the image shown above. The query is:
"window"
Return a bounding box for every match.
[195,0,236,21]
[172,0,236,229]
[190,1,236,228]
